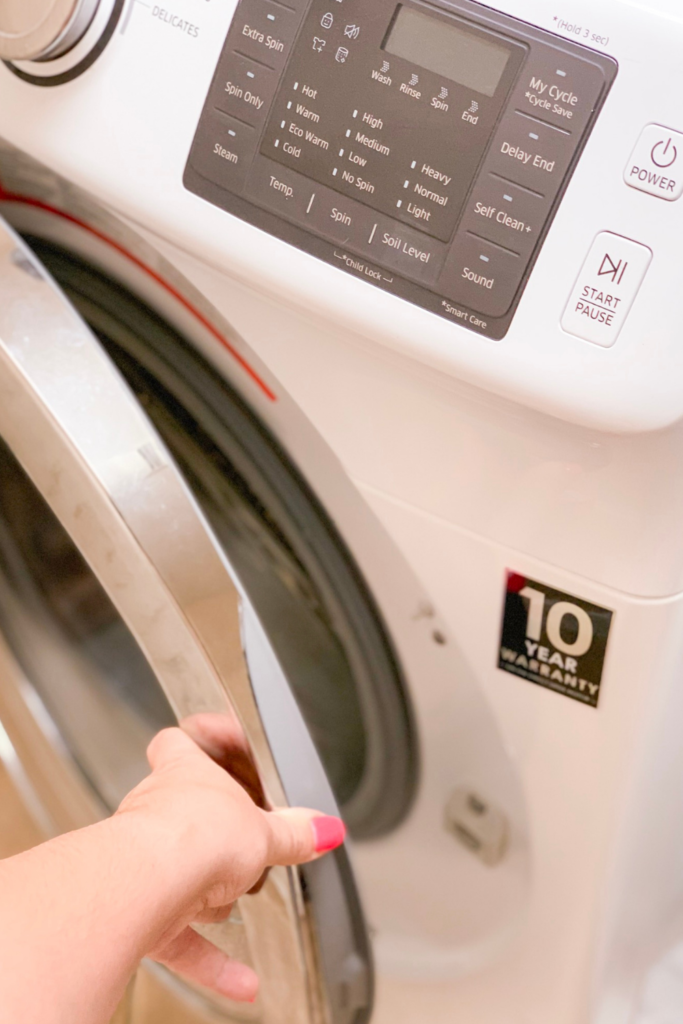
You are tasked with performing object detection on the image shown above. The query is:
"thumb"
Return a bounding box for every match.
[265,809,346,866]
[147,727,203,771]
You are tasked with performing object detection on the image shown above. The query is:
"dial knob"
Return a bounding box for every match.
[0,0,101,62]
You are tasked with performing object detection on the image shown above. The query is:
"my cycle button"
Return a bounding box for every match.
[625,124,683,200]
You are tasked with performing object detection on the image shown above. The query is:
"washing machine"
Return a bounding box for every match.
[1,0,683,1022]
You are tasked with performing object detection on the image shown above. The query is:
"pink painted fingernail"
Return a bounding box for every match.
[312,815,346,853]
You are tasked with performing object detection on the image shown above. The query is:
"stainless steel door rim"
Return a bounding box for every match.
[0,215,325,1024]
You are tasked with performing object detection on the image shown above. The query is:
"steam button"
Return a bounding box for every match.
[188,114,257,195]
[625,124,683,201]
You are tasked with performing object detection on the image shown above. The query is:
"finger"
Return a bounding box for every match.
[193,903,234,925]
[181,713,250,760]
[247,868,270,895]
[265,809,346,866]
[181,714,266,809]
[153,926,258,1002]
[146,727,202,772]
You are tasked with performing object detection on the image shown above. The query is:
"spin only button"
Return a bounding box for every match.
[212,53,279,127]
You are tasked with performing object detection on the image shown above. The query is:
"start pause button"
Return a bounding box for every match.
[561,232,652,347]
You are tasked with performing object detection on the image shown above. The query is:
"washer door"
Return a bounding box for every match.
[0,215,379,1024]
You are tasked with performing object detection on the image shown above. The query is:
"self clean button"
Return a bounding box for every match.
[459,176,548,258]
[625,124,683,201]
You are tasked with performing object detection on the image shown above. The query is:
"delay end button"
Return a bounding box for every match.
[561,232,652,347]
[625,124,683,201]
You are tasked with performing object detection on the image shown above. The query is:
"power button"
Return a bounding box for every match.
[651,137,677,168]
[625,124,683,200]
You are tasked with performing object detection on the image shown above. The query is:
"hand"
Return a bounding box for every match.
[116,723,345,1004]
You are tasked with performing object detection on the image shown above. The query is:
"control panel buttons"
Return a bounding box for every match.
[396,156,462,241]
[439,234,523,317]
[188,114,257,194]
[561,232,652,347]
[243,155,375,246]
[212,53,279,128]
[185,0,617,336]
[307,188,375,246]
[231,0,301,72]
[487,111,574,195]
[307,7,366,68]
[508,52,608,134]
[459,175,548,257]
[245,159,317,220]
[364,216,446,284]
[624,124,683,201]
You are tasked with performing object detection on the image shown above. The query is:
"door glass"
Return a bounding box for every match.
[0,437,174,809]
[0,236,418,837]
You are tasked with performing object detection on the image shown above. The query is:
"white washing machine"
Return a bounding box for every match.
[0,1,683,1023]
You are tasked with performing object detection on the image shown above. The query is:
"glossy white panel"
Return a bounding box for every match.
[0,0,683,431]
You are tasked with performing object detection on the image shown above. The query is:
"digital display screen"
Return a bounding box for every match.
[383,6,512,98]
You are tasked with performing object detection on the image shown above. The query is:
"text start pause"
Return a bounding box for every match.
[561,232,652,347]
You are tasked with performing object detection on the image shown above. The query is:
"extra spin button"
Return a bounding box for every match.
[625,124,683,201]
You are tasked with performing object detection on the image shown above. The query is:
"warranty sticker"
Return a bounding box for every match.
[498,572,613,708]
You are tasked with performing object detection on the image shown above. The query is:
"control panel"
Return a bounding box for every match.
[184,0,617,339]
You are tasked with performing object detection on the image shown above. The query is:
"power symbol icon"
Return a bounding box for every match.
[651,137,678,168]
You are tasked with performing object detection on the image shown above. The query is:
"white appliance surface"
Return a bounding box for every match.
[2,1,683,1023]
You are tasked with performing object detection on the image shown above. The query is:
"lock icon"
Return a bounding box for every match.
[321,12,333,28]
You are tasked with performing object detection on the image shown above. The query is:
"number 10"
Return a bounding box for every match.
[519,587,594,657]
